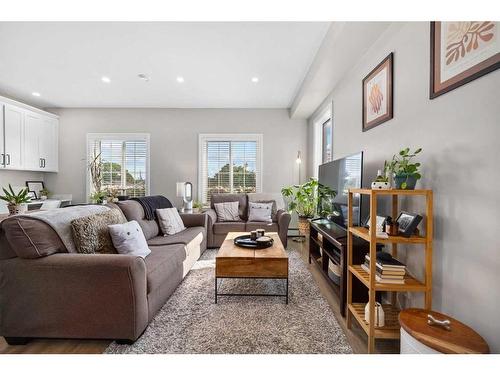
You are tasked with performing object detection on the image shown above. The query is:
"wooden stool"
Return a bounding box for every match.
[399,308,489,354]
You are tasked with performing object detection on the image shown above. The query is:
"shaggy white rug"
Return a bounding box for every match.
[105,247,352,354]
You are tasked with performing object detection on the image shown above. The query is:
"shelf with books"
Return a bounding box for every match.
[349,226,426,244]
[347,303,400,339]
[346,188,433,353]
[349,265,426,292]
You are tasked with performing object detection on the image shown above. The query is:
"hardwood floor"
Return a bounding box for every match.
[0,238,398,354]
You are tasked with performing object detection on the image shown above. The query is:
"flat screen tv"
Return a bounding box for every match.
[318,151,363,228]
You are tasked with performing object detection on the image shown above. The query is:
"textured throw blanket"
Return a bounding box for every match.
[17,205,109,253]
[131,195,172,220]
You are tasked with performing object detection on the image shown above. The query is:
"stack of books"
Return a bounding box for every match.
[361,252,406,284]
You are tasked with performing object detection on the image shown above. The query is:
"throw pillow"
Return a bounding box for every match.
[156,208,186,235]
[71,209,126,254]
[108,220,151,258]
[255,199,278,221]
[214,201,240,222]
[248,202,273,223]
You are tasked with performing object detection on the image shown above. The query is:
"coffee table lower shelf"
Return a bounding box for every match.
[215,276,289,304]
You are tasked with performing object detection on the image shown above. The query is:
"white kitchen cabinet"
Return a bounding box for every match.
[0,96,59,172]
[2,104,24,169]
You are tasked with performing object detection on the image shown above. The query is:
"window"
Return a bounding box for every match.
[87,133,150,199]
[322,118,333,163]
[199,134,263,203]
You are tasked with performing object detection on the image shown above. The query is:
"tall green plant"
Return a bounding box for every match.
[0,184,30,205]
[281,178,336,218]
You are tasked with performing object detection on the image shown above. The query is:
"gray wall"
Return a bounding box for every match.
[309,22,500,352]
[45,108,307,206]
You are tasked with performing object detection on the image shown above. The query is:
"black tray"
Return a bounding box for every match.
[234,234,274,249]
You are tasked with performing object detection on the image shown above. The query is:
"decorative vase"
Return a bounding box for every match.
[298,217,311,236]
[371,181,391,190]
[7,203,27,216]
[394,173,417,190]
[365,302,385,327]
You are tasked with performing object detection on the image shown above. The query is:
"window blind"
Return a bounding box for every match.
[88,134,149,199]
[199,135,262,203]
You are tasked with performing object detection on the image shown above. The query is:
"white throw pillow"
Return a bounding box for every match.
[214,201,240,222]
[248,202,273,223]
[156,208,186,235]
[108,220,151,258]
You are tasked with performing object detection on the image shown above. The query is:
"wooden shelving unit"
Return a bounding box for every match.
[346,188,433,353]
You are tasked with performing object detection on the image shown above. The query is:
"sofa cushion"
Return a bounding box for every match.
[108,220,151,258]
[117,200,159,240]
[245,221,279,233]
[2,216,66,259]
[156,208,186,235]
[212,221,246,235]
[147,227,205,246]
[247,202,273,223]
[214,201,241,222]
[144,244,186,293]
[71,209,126,254]
[211,193,248,221]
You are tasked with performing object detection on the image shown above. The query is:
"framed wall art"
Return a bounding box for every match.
[430,21,500,99]
[362,52,393,132]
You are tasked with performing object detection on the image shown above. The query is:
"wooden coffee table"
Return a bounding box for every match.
[215,232,289,304]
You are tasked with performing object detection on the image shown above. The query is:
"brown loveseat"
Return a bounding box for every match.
[0,200,207,345]
[206,193,291,248]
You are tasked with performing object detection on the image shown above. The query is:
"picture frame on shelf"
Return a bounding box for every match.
[26,181,45,199]
[27,191,37,200]
[430,21,500,99]
[362,52,394,132]
[396,211,423,237]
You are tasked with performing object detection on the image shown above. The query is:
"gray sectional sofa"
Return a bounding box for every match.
[0,200,207,344]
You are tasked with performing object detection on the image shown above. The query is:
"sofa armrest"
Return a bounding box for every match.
[204,209,218,248]
[276,209,292,248]
[179,212,207,228]
[0,253,148,341]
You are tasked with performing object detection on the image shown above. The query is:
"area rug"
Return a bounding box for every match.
[105,247,352,354]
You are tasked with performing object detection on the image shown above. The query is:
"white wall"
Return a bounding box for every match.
[309,22,500,352]
[45,108,307,206]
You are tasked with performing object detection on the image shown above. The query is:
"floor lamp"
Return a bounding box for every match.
[292,150,306,242]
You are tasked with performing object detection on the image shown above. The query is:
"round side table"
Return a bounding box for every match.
[399,308,489,354]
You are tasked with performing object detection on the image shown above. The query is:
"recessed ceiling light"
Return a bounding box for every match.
[32,92,41,97]
[101,76,111,83]
[176,76,184,83]
[138,73,150,82]
[251,77,259,83]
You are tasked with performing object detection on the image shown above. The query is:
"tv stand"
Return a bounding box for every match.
[309,220,373,316]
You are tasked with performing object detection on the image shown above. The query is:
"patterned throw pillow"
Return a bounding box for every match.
[214,201,241,222]
[71,209,126,254]
[108,220,151,258]
[255,200,278,221]
[248,202,273,223]
[156,208,186,235]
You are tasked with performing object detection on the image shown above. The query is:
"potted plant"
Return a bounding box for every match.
[192,200,204,213]
[105,187,120,203]
[386,147,423,190]
[90,191,106,204]
[1,184,30,215]
[281,178,336,236]
[39,187,50,200]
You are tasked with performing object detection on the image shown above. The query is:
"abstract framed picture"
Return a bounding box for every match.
[362,53,393,132]
[430,21,500,99]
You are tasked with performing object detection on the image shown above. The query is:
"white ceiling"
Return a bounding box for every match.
[0,22,330,109]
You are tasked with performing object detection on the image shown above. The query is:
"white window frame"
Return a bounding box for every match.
[86,133,151,202]
[198,133,263,202]
[311,101,332,178]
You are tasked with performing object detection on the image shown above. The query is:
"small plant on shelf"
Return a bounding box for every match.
[39,187,50,200]
[281,178,336,235]
[385,147,423,189]
[1,184,30,215]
